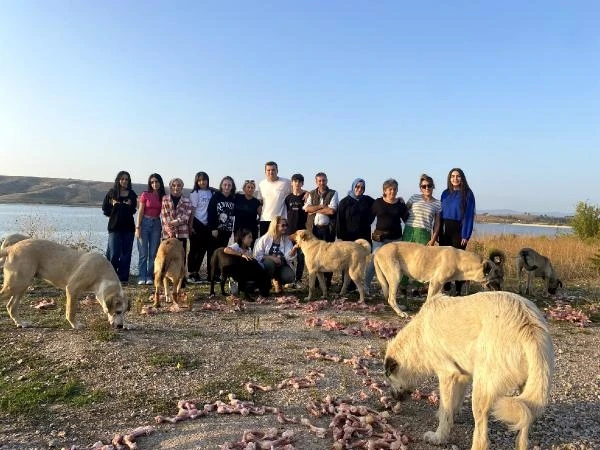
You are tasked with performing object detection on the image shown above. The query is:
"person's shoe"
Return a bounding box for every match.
[272,279,283,294]
[186,273,200,284]
[145,280,153,285]
[137,280,146,285]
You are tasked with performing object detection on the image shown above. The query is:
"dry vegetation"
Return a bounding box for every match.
[0,234,598,450]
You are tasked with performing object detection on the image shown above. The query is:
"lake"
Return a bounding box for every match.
[0,204,572,274]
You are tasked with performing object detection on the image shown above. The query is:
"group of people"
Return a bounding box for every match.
[101,162,475,297]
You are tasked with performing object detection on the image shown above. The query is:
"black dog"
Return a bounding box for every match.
[209,247,271,299]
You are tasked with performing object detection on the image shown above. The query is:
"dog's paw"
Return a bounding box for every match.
[16,321,31,328]
[70,321,85,330]
[423,431,447,445]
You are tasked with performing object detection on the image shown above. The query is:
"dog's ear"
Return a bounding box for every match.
[384,356,398,377]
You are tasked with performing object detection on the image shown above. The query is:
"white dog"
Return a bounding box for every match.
[374,241,504,316]
[0,239,129,329]
[384,291,554,450]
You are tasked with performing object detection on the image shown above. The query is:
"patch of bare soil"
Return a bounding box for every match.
[0,281,598,450]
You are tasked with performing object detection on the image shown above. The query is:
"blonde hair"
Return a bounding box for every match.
[267,215,287,238]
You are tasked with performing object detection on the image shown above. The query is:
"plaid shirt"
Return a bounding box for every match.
[160,195,193,239]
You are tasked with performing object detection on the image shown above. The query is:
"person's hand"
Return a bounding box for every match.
[242,254,254,261]
[135,228,141,239]
[112,199,118,206]
[461,238,469,247]
[212,230,218,238]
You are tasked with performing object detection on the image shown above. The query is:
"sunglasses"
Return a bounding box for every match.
[245,179,255,183]
[279,223,288,227]
[420,184,433,189]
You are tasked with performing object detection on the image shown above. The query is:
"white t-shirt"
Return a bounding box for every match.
[256,177,291,221]
[227,242,252,257]
[189,189,213,224]
[406,193,441,232]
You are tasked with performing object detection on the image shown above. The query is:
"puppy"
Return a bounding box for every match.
[209,247,271,299]
[293,229,371,303]
[0,239,129,329]
[516,247,562,295]
[374,242,504,316]
[385,291,554,450]
[153,238,187,308]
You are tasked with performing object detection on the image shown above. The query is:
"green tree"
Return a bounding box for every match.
[570,201,600,239]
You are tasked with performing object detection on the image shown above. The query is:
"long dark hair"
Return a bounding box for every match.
[192,171,210,192]
[235,228,253,247]
[147,173,166,198]
[446,168,471,214]
[111,170,132,198]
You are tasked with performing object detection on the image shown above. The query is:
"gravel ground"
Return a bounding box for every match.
[0,282,598,450]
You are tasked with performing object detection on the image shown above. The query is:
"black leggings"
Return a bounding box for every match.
[188,219,213,276]
[439,219,467,294]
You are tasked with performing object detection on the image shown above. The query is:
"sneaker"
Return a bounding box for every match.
[137,280,145,285]
[145,280,153,285]
[229,280,239,295]
[186,273,200,284]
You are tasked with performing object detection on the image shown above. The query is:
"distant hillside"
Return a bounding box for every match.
[0,175,149,206]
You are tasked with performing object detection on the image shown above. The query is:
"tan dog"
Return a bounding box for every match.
[384,291,554,450]
[516,247,562,295]
[0,239,129,329]
[153,238,186,308]
[293,229,371,302]
[374,242,504,316]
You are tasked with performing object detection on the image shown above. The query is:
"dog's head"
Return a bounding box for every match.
[383,356,412,401]
[291,229,315,246]
[547,278,563,295]
[101,287,129,329]
[482,257,504,291]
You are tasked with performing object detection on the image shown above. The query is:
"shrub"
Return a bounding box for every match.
[570,201,600,239]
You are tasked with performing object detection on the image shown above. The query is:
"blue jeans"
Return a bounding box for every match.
[106,231,135,282]
[137,216,162,281]
[364,238,401,290]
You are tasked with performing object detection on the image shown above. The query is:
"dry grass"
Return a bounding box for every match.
[470,234,600,285]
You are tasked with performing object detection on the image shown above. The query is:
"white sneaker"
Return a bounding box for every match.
[229,280,239,295]
[137,280,145,285]
[145,280,153,285]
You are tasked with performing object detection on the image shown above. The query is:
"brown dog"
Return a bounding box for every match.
[0,239,129,329]
[516,247,562,295]
[153,238,187,307]
[293,229,371,302]
[374,242,504,316]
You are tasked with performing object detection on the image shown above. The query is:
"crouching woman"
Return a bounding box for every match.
[223,228,270,298]
[253,216,297,293]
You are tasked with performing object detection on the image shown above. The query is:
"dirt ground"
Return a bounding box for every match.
[0,280,598,450]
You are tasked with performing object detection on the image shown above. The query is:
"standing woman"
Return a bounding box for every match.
[401,174,442,292]
[208,176,236,250]
[336,177,375,242]
[160,177,193,257]
[188,171,215,284]
[439,168,476,295]
[135,173,165,285]
[364,178,408,295]
[234,179,262,246]
[102,170,137,283]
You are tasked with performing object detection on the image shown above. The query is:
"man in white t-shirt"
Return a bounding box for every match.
[256,161,291,236]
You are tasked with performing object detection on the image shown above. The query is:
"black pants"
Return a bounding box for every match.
[259,221,270,237]
[439,219,467,295]
[188,218,213,277]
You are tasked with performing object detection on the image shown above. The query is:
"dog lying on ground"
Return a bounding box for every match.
[384,291,554,450]
[292,229,371,303]
[374,242,504,316]
[0,239,129,329]
[209,247,271,299]
[516,247,562,295]
[153,238,187,308]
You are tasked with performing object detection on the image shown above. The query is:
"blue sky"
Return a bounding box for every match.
[1,1,598,214]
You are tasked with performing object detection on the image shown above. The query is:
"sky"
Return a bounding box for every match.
[1,1,599,215]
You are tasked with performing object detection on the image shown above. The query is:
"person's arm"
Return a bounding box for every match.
[135,196,145,239]
[160,197,175,238]
[102,190,114,217]
[461,191,476,245]
[429,211,441,246]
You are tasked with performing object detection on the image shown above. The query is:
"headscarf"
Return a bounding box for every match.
[348,178,365,200]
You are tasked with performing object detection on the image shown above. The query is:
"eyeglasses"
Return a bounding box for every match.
[245,179,255,183]
[420,184,433,189]
[354,185,365,190]
[279,223,288,227]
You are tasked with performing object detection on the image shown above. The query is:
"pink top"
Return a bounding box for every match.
[139,191,162,218]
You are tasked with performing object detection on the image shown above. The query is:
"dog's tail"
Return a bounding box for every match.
[492,303,554,431]
[518,249,538,271]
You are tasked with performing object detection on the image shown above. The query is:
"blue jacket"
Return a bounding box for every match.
[440,189,475,240]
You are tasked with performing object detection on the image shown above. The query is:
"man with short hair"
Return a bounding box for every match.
[256,161,291,236]
[285,173,308,288]
[303,172,338,287]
